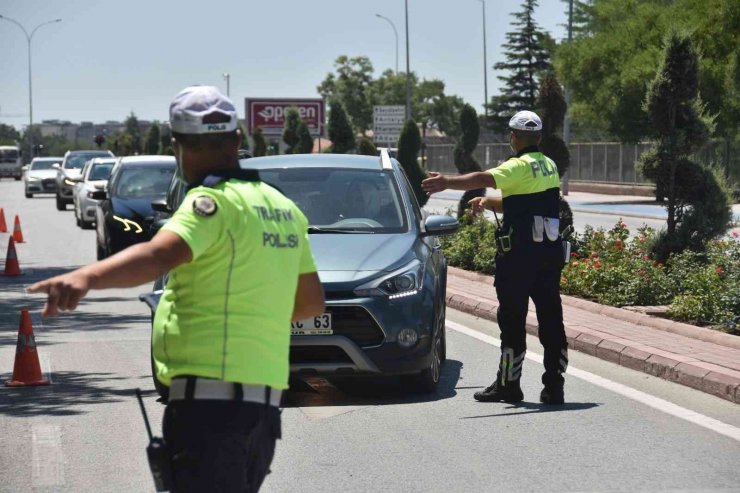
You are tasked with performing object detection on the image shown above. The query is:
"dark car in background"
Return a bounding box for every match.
[55,149,115,210]
[23,157,63,197]
[140,151,458,397]
[94,156,175,259]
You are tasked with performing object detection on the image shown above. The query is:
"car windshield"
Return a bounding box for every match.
[89,163,113,181]
[65,153,109,169]
[116,166,175,199]
[258,167,407,233]
[0,149,19,162]
[31,160,59,170]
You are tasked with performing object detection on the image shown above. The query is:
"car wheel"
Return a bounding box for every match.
[439,303,447,363]
[25,192,32,198]
[56,194,65,211]
[81,220,94,230]
[402,329,442,394]
[14,176,21,181]
[76,215,82,228]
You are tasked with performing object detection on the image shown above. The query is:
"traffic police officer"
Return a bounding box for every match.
[29,86,325,491]
[422,110,567,405]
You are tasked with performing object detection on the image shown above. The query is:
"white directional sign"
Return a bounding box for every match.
[373,106,405,145]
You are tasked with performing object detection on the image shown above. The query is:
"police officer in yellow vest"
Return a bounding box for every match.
[422,110,567,405]
[29,86,325,491]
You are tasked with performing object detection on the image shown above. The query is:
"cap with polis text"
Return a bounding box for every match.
[508,110,542,132]
[169,86,238,134]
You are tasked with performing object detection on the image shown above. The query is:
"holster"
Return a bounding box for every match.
[495,226,514,254]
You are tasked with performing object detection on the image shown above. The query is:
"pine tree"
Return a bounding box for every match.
[124,112,142,154]
[282,107,301,154]
[357,137,377,156]
[144,122,161,155]
[487,0,552,132]
[328,100,355,154]
[637,31,731,260]
[297,121,314,154]
[397,119,428,207]
[252,127,267,157]
[453,104,484,218]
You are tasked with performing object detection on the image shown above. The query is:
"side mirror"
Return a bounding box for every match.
[89,190,106,200]
[52,163,61,169]
[421,215,459,237]
[151,199,171,213]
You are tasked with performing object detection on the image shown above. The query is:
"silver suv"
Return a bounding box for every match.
[55,150,114,210]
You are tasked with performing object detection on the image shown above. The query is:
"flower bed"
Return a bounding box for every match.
[442,214,740,334]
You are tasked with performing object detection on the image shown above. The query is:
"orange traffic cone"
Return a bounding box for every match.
[5,309,49,387]
[0,208,7,233]
[2,237,21,276]
[12,215,24,243]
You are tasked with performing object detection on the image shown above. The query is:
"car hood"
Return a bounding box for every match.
[111,196,159,220]
[310,233,417,284]
[27,170,57,179]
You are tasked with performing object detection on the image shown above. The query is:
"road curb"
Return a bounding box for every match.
[446,269,740,404]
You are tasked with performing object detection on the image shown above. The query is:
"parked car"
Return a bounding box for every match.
[94,156,175,259]
[73,157,116,229]
[55,150,115,210]
[0,145,23,180]
[139,150,458,398]
[23,157,63,197]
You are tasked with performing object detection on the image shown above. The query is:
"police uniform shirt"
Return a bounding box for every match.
[487,146,560,231]
[152,178,317,390]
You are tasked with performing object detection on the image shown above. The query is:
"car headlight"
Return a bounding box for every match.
[113,215,143,233]
[27,176,40,182]
[353,260,425,299]
[63,178,76,186]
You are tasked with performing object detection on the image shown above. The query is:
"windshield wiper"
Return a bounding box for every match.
[307,226,375,234]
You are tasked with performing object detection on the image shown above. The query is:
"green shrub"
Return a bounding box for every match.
[441,212,498,274]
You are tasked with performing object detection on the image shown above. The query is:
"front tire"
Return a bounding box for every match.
[402,330,442,394]
[25,192,32,198]
[56,194,65,211]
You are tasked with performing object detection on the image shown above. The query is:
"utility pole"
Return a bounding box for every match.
[222,73,230,97]
[561,0,573,196]
[0,15,61,160]
[478,0,489,116]
[404,0,412,121]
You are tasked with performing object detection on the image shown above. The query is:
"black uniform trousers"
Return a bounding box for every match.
[493,239,568,388]
[163,400,281,493]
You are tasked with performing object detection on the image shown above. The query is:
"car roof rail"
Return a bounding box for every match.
[379,148,393,170]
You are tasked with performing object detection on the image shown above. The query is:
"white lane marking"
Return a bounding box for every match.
[32,424,65,487]
[446,320,740,443]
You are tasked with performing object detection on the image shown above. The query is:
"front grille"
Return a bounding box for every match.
[42,179,56,191]
[329,306,384,347]
[290,346,352,364]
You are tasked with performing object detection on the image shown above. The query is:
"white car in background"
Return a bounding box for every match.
[23,157,63,197]
[73,157,116,229]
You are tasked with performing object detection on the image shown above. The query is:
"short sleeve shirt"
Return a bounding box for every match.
[153,179,317,389]
[488,152,560,198]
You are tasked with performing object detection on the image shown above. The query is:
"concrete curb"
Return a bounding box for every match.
[446,268,740,404]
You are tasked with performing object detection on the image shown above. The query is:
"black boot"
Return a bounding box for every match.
[539,385,564,405]
[474,379,523,403]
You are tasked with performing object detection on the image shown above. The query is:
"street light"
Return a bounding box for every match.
[477,0,489,116]
[0,15,61,160]
[404,0,411,121]
[562,0,573,195]
[222,72,230,97]
[375,14,399,75]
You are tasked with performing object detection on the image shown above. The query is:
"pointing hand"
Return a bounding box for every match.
[27,272,91,317]
[421,172,448,195]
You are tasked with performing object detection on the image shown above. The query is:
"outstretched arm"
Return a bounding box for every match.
[27,231,192,317]
[421,171,495,195]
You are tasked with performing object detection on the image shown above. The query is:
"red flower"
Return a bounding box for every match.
[593,261,602,269]
[642,255,650,262]
[732,230,739,238]
[561,277,567,284]
[570,252,578,258]
[716,266,724,275]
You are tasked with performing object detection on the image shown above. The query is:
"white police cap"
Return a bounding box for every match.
[169,86,238,134]
[508,110,543,132]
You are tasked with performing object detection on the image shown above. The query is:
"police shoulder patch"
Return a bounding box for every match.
[193,195,218,217]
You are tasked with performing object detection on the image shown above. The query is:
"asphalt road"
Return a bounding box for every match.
[1,179,739,493]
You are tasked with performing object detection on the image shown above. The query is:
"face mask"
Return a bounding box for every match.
[174,143,188,185]
[509,134,516,154]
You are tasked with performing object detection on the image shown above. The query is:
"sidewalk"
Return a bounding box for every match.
[446,266,740,404]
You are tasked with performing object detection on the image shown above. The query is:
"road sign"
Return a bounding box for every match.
[373,106,405,145]
[246,98,325,136]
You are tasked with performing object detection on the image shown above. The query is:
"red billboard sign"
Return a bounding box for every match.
[246,98,325,136]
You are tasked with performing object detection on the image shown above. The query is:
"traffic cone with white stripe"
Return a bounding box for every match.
[0,208,7,233]
[5,309,50,387]
[12,215,24,243]
[2,236,21,276]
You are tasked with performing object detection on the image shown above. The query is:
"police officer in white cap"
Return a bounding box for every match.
[422,110,567,405]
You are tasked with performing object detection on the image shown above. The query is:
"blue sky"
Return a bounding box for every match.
[0,0,566,129]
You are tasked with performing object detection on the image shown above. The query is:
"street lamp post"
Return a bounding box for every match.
[375,14,399,75]
[477,0,489,116]
[0,15,61,160]
[222,72,230,97]
[561,0,573,196]
[404,0,411,121]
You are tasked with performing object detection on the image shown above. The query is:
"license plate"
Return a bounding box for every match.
[291,313,332,335]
